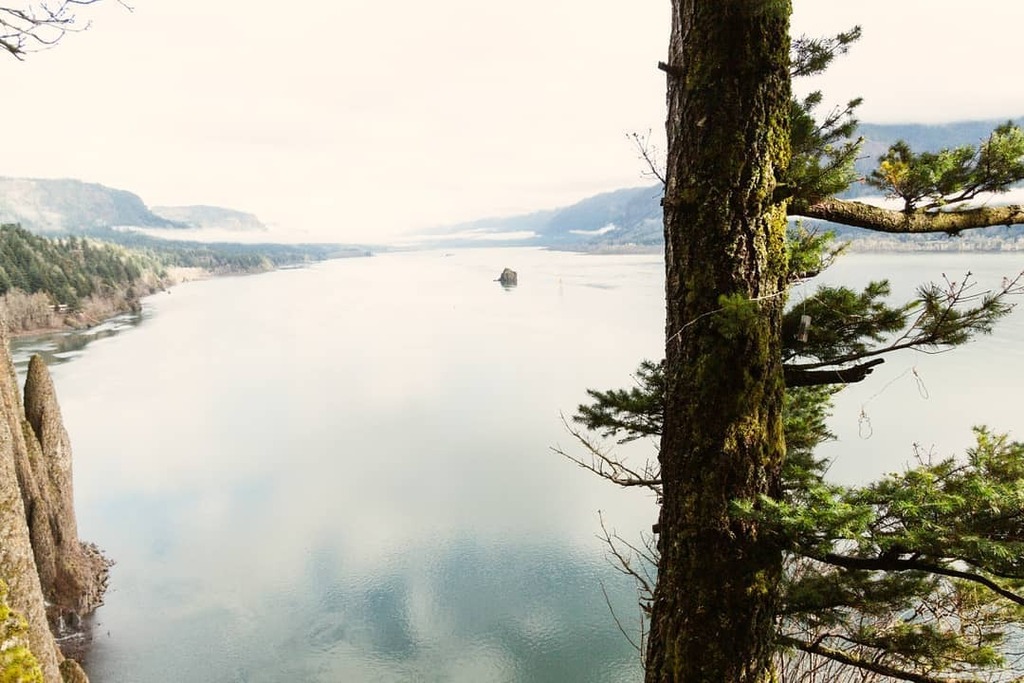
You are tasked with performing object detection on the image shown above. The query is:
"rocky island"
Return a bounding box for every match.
[0,325,108,682]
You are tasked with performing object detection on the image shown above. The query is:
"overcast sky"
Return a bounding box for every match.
[2,1,1022,242]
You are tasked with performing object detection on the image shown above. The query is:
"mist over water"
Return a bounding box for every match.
[13,248,1022,682]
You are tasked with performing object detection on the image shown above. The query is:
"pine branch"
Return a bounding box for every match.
[783,358,884,387]
[793,197,1024,235]
[818,554,1024,607]
[790,26,863,78]
[551,414,662,493]
[778,635,985,683]
[788,272,1022,371]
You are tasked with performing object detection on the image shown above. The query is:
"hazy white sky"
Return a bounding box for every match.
[2,1,1022,242]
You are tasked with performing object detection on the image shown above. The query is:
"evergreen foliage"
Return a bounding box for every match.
[770,429,1024,681]
[0,224,150,308]
[574,366,1024,681]
[565,22,1024,681]
[868,124,1024,211]
[0,222,345,330]
[787,29,863,207]
[575,359,664,444]
[83,227,351,273]
[567,226,1021,681]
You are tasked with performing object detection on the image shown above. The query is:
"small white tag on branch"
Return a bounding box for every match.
[797,314,812,343]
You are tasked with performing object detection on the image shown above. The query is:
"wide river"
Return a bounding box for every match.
[10,247,1023,682]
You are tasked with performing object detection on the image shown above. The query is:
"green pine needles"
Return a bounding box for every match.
[570,371,1024,682]
[772,429,1024,682]
[868,124,1024,212]
[567,18,1024,683]
[559,227,1024,682]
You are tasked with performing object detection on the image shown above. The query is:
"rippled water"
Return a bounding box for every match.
[12,247,1022,682]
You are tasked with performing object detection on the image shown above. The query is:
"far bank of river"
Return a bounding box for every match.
[5,260,306,374]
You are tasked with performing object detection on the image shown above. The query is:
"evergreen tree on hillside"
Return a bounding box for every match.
[563,4,1024,682]
[0,224,150,308]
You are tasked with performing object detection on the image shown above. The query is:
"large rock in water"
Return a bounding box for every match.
[497,267,518,287]
[0,324,105,682]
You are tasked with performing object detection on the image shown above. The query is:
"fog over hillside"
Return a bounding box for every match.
[0,178,266,237]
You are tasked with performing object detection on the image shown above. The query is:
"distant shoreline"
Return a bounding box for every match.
[560,241,1024,256]
[6,265,229,339]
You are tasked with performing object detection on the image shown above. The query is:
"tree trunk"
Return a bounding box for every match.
[645,2,791,682]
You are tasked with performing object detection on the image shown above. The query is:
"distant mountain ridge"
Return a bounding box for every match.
[150,205,267,232]
[0,177,179,233]
[427,116,1024,250]
[432,185,662,249]
[0,177,264,235]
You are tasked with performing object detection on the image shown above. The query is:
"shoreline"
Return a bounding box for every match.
[2,265,221,340]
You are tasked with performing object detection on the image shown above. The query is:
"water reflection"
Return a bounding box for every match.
[85,530,645,681]
[39,248,1021,682]
[9,311,144,376]
[49,249,663,683]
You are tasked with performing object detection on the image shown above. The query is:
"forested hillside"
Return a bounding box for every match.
[0,224,164,332]
[0,225,151,305]
[96,227,357,273]
[0,224,361,334]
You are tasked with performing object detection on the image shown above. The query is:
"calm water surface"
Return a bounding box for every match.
[13,247,1023,682]
[40,248,665,683]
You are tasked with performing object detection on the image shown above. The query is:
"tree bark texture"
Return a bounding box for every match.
[646,2,791,682]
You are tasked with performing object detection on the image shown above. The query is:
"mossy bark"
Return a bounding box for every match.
[645,2,791,682]
[796,196,1024,234]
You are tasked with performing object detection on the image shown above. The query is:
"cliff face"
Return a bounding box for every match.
[0,328,62,681]
[0,327,107,682]
[23,355,110,623]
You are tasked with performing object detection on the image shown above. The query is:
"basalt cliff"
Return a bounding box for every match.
[0,327,109,682]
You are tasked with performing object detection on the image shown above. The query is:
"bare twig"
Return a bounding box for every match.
[596,511,653,666]
[627,130,667,186]
[0,1,116,59]
[552,413,662,494]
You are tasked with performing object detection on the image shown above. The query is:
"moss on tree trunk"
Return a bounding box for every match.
[645,2,792,681]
